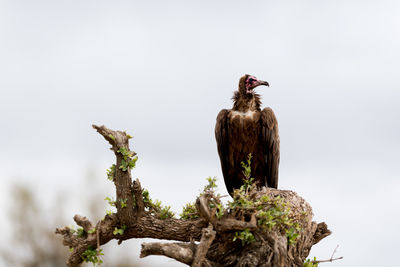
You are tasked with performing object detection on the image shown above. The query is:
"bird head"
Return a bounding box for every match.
[239,74,269,95]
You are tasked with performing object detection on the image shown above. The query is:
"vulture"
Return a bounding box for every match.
[215,74,280,196]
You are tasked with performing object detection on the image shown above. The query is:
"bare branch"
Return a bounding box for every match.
[56,125,333,267]
[192,223,216,267]
[315,256,344,264]
[214,218,257,232]
[92,124,136,227]
[330,245,339,260]
[313,222,332,245]
[73,215,94,232]
[140,242,195,265]
[96,220,101,251]
[55,227,79,248]
[92,124,132,153]
[313,245,343,264]
[196,194,212,222]
[133,178,145,217]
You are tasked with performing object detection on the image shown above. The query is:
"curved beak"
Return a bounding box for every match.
[256,80,269,87]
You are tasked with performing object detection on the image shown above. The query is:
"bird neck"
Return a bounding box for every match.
[232,91,262,112]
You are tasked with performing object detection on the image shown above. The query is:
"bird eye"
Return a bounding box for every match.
[248,78,255,83]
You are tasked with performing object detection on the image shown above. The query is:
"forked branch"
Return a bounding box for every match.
[55,125,333,267]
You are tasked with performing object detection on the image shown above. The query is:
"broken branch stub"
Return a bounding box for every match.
[92,124,137,227]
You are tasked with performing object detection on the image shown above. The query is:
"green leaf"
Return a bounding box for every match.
[119,159,128,171]
[233,229,255,246]
[203,177,218,192]
[180,202,199,220]
[81,245,103,266]
[159,205,175,220]
[77,227,85,237]
[106,164,116,181]
[142,189,150,204]
[120,198,127,208]
[119,157,138,171]
[104,196,115,206]
[117,147,133,160]
[108,134,116,141]
[113,225,127,235]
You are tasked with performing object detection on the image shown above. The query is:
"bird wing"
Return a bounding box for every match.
[215,109,232,193]
[261,107,280,188]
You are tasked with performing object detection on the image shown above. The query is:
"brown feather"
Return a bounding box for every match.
[215,75,280,196]
[261,107,280,188]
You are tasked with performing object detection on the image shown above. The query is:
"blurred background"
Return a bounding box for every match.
[0,0,399,266]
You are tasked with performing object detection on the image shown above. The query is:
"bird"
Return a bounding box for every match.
[215,74,280,196]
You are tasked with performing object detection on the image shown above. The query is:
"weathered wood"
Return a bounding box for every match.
[55,125,332,267]
[140,242,195,265]
[192,223,216,267]
[92,125,136,227]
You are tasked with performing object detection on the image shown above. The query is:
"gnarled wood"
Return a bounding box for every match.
[92,124,136,227]
[55,125,332,267]
[140,242,195,265]
[192,223,216,267]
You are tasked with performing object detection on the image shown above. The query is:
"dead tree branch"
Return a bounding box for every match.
[313,245,343,264]
[55,125,332,267]
[192,223,216,267]
[140,242,195,265]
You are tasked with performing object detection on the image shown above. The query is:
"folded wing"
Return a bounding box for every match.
[261,107,280,188]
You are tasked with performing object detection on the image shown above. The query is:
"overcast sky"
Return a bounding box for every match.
[1,0,399,266]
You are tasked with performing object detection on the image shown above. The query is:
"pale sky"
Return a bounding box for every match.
[1,1,399,266]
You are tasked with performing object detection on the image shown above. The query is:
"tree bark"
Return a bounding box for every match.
[55,125,331,267]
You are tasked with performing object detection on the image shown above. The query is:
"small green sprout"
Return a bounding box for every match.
[142,189,150,204]
[106,164,116,181]
[233,229,255,246]
[180,202,200,220]
[116,147,138,171]
[117,147,132,159]
[120,199,127,208]
[104,197,115,207]
[108,134,116,141]
[152,199,162,210]
[240,153,253,179]
[203,176,218,192]
[215,203,224,219]
[119,157,138,171]
[76,227,85,237]
[113,225,127,235]
[68,225,76,234]
[123,131,133,139]
[159,205,175,220]
[304,257,319,267]
[81,245,103,266]
[286,226,300,245]
[88,228,96,234]
[209,201,224,219]
[69,225,84,237]
[141,188,175,219]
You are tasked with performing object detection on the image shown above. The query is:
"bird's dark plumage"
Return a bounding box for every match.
[215,74,280,196]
